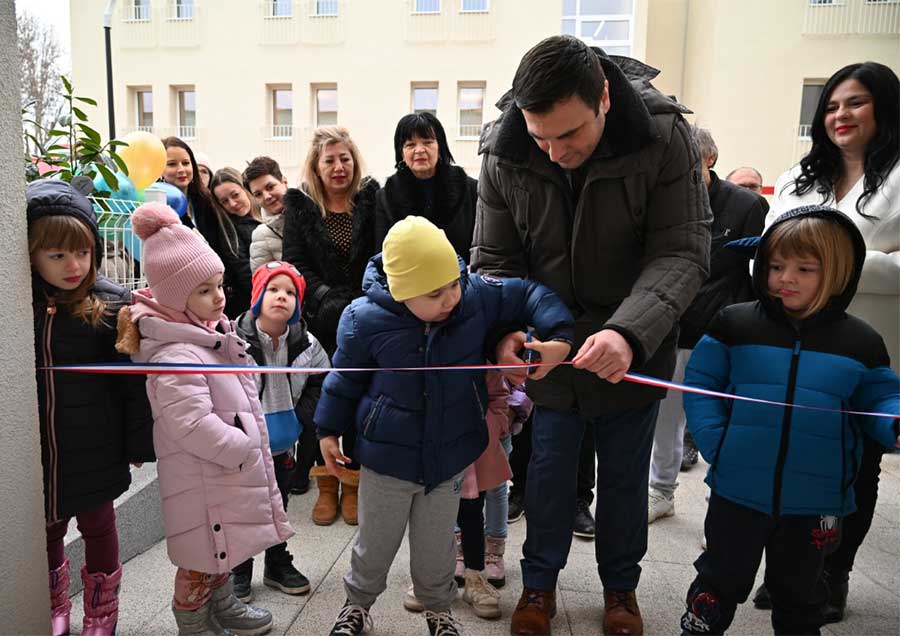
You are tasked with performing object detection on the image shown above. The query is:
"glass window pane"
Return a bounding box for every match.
[275,89,292,111]
[581,0,633,14]
[601,45,631,55]
[272,0,292,17]
[459,86,484,136]
[561,18,576,34]
[562,0,577,15]
[274,89,292,128]
[317,89,337,125]
[413,87,439,114]
[176,0,193,19]
[799,84,825,127]
[315,0,339,15]
[459,87,483,111]
[179,90,196,127]
[462,0,488,10]
[581,19,629,40]
[414,0,441,13]
[133,0,150,20]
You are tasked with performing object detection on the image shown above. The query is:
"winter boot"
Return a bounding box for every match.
[209,575,273,636]
[81,565,122,636]
[232,560,253,603]
[339,469,360,526]
[49,560,72,636]
[484,536,506,588]
[263,551,311,596]
[822,570,849,624]
[172,602,234,635]
[310,466,340,525]
[462,569,501,619]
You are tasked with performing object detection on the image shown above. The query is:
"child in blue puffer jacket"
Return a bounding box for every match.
[679,206,900,636]
[315,216,574,636]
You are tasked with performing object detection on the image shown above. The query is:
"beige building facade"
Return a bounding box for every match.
[69,0,898,188]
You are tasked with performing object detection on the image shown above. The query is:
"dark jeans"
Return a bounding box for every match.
[577,423,595,505]
[235,451,296,574]
[46,500,119,574]
[681,493,829,635]
[458,493,487,571]
[509,412,533,499]
[825,433,885,576]
[521,402,659,592]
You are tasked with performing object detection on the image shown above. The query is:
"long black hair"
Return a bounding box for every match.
[792,62,899,217]
[392,112,455,169]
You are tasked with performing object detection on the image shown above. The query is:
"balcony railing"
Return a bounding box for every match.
[458,123,482,138]
[301,0,345,44]
[803,0,900,35]
[404,0,495,42]
[134,125,156,134]
[261,126,306,168]
[259,0,300,44]
[154,126,200,143]
[118,2,202,48]
[798,124,813,140]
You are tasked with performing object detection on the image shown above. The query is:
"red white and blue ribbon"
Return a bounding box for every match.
[42,361,900,421]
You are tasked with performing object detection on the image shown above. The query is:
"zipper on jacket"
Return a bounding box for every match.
[472,381,485,415]
[363,396,385,436]
[43,298,60,522]
[771,338,801,517]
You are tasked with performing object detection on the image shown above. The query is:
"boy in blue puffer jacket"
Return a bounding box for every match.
[315,216,575,636]
[679,206,900,636]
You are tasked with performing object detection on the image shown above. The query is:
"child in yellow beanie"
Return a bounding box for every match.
[315,216,575,636]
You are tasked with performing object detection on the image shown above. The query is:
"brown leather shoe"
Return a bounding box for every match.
[511,587,556,635]
[603,590,643,635]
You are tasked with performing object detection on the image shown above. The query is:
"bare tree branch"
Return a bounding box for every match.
[18,11,63,154]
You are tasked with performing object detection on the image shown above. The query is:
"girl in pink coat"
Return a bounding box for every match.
[123,202,294,636]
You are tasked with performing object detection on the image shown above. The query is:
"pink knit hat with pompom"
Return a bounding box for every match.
[132,202,224,312]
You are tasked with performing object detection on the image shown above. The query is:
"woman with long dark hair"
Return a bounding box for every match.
[760,61,899,624]
[375,112,477,261]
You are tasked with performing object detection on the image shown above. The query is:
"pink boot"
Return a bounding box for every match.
[81,565,122,636]
[49,560,72,636]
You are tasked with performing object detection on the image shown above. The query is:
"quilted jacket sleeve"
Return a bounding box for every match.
[851,364,900,449]
[683,330,732,466]
[477,275,575,344]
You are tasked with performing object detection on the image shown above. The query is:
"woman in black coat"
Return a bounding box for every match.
[375,112,478,262]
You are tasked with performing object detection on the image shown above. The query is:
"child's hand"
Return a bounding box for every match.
[525,338,571,381]
[320,436,351,479]
[495,331,529,383]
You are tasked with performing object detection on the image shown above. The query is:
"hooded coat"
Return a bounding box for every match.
[28,179,155,522]
[685,206,900,517]
[314,256,574,492]
[130,298,294,573]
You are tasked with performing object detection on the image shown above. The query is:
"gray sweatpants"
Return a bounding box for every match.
[344,466,463,612]
[649,347,692,497]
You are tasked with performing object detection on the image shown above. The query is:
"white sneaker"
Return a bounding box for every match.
[403,583,425,612]
[648,488,675,524]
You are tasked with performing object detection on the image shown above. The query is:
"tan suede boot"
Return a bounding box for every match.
[339,469,360,526]
[309,467,339,525]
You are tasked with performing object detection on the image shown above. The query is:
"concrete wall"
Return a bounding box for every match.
[0,1,53,634]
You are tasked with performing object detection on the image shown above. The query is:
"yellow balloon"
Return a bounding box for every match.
[117,131,167,191]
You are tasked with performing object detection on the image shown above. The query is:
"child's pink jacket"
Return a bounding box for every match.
[461,370,513,498]
[132,307,294,574]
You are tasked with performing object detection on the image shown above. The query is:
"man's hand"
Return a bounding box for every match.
[524,337,571,381]
[495,331,528,383]
[572,329,633,384]
[319,436,351,478]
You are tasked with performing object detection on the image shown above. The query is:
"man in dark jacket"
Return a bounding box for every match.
[649,126,768,524]
[471,36,711,636]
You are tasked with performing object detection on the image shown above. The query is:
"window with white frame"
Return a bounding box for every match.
[561,0,634,56]
[128,0,151,21]
[268,0,293,18]
[177,88,196,138]
[414,0,441,14]
[798,81,825,138]
[272,88,293,137]
[174,0,194,19]
[458,84,485,138]
[315,87,338,126]
[461,0,489,11]
[313,0,339,15]
[809,0,844,5]
[412,85,439,116]
[136,90,154,131]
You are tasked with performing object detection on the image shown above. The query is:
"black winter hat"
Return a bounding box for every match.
[26,178,102,264]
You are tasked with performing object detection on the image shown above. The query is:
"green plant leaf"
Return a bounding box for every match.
[75,96,98,106]
[95,163,119,191]
[72,107,88,122]
[110,152,129,175]
[61,76,72,93]
[77,124,102,144]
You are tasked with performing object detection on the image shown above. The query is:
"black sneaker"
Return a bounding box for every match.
[681,433,699,471]
[232,566,253,603]
[330,600,372,635]
[573,499,595,539]
[425,610,462,636]
[264,554,311,595]
[752,583,772,610]
[290,478,311,495]
[508,491,525,524]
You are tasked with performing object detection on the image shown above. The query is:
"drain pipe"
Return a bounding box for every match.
[103,0,117,139]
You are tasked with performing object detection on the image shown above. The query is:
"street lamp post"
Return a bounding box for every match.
[103,0,117,139]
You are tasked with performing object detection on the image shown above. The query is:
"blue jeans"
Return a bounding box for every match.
[484,434,512,538]
[521,403,660,592]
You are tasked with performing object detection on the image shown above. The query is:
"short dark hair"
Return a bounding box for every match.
[512,35,607,114]
[242,156,284,192]
[392,112,455,167]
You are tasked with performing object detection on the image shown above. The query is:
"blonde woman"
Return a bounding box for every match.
[282,126,380,527]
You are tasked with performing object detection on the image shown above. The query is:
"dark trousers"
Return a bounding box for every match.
[577,423,595,505]
[521,402,659,592]
[825,434,885,577]
[509,412,533,499]
[46,500,119,574]
[458,493,487,571]
[235,452,296,575]
[681,493,830,635]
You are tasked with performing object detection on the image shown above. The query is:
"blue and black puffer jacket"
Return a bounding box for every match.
[314,255,574,492]
[685,205,899,517]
